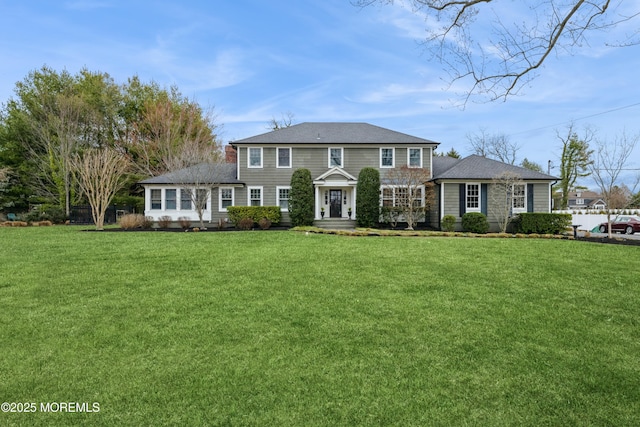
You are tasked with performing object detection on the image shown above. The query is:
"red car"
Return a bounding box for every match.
[598,215,640,234]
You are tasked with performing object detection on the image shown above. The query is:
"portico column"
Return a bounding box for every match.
[315,185,320,219]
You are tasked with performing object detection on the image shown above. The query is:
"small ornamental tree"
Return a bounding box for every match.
[289,168,314,226]
[356,167,380,227]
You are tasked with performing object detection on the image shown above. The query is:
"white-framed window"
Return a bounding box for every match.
[380,186,424,208]
[380,148,395,168]
[576,198,584,205]
[466,183,480,211]
[195,189,209,211]
[248,186,263,206]
[165,189,177,210]
[150,189,162,210]
[180,188,192,210]
[248,147,263,168]
[328,147,343,168]
[408,148,422,168]
[219,187,234,212]
[512,184,526,212]
[277,147,291,168]
[277,186,290,211]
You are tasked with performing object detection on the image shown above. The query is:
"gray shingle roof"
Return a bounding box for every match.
[139,162,240,185]
[233,122,440,145]
[432,155,557,180]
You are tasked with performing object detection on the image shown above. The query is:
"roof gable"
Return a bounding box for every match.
[432,155,557,181]
[233,122,440,145]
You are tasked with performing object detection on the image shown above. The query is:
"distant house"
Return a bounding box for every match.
[567,190,606,210]
[140,122,557,231]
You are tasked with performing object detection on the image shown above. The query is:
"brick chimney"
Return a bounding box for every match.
[225,145,237,163]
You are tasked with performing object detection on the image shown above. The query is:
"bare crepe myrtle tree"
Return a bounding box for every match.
[490,171,524,233]
[71,148,131,230]
[383,166,435,230]
[589,131,640,238]
[353,1,640,103]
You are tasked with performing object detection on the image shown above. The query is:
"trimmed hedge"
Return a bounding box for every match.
[289,168,315,227]
[227,206,281,225]
[461,212,489,234]
[512,213,572,235]
[356,167,380,228]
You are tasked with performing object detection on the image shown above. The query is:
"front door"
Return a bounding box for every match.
[330,189,342,218]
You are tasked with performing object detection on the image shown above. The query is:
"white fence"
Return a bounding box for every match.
[555,209,640,231]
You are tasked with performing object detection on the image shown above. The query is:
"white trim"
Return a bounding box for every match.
[380,147,395,168]
[328,147,344,168]
[164,188,177,210]
[512,183,526,214]
[247,186,263,206]
[314,167,358,182]
[276,186,291,212]
[247,147,263,168]
[150,188,162,210]
[218,187,234,212]
[276,147,292,168]
[407,147,422,168]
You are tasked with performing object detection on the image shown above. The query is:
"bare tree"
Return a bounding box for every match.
[71,148,131,230]
[557,124,594,209]
[383,166,435,229]
[490,171,524,233]
[129,98,221,177]
[354,1,639,103]
[589,131,640,237]
[268,112,295,131]
[467,128,520,164]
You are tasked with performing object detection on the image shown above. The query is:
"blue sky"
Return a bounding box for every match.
[1,1,639,186]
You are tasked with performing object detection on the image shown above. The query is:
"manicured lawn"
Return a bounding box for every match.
[1,226,639,426]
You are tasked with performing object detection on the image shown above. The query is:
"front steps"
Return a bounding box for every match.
[313,218,357,230]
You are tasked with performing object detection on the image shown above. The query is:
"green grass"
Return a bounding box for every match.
[1,226,639,426]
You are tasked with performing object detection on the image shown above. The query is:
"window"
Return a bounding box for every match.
[380,148,394,168]
[195,189,208,211]
[165,189,176,210]
[180,189,192,210]
[466,184,480,211]
[408,148,422,168]
[277,147,291,168]
[151,189,161,210]
[248,147,262,168]
[219,187,234,211]
[512,184,525,211]
[248,187,262,206]
[576,198,584,205]
[328,147,343,168]
[382,188,394,207]
[277,187,290,211]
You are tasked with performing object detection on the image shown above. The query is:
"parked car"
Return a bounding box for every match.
[598,215,640,234]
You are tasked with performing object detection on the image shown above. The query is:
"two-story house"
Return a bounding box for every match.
[140,122,557,230]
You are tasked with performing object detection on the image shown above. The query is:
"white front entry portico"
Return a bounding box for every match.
[313,167,357,220]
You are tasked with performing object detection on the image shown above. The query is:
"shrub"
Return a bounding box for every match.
[158,215,172,228]
[380,206,401,229]
[441,214,456,232]
[356,167,380,227]
[461,212,489,234]
[142,216,154,229]
[227,206,281,225]
[237,217,254,230]
[120,213,145,230]
[289,168,314,226]
[178,217,191,230]
[258,217,272,230]
[512,213,572,235]
[24,204,67,224]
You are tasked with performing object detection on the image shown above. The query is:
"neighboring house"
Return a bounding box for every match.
[566,190,607,210]
[140,122,557,230]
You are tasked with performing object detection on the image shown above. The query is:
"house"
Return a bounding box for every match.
[566,190,606,210]
[140,122,557,230]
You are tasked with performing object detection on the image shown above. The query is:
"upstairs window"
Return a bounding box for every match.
[380,148,394,168]
[408,148,422,168]
[329,147,343,168]
[277,147,291,168]
[248,147,263,168]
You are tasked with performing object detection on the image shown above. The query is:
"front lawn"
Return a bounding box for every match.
[1,226,639,426]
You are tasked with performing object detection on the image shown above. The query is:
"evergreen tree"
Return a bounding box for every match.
[289,168,314,226]
[356,167,380,227]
